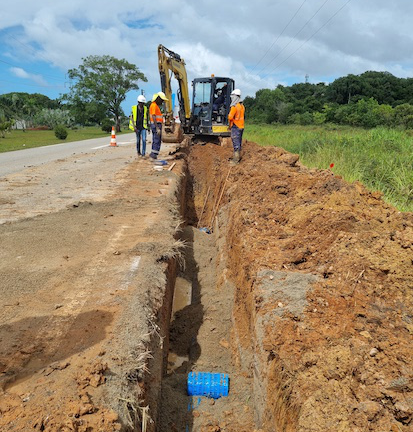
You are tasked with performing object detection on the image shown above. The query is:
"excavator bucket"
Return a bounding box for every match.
[162,123,184,143]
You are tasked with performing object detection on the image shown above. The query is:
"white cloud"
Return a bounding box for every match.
[1,0,413,99]
[10,67,48,86]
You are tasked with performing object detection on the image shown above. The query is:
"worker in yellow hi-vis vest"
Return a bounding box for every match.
[129,95,148,157]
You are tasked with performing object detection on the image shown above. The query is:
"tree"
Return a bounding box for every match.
[65,55,147,131]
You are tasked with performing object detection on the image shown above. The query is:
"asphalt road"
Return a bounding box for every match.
[0,133,138,177]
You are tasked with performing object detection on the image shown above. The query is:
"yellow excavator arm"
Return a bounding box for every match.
[158,44,191,130]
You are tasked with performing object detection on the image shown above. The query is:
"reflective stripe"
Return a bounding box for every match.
[150,102,163,124]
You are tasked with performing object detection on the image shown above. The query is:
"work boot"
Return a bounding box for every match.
[230,150,240,166]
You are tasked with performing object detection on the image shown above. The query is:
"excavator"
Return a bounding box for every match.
[157,44,235,143]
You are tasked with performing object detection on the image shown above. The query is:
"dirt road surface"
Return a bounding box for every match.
[0,139,184,431]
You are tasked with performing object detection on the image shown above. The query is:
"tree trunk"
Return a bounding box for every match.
[115,115,121,133]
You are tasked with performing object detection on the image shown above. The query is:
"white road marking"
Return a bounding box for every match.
[91,141,134,150]
[91,144,110,149]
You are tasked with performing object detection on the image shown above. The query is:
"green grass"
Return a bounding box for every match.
[0,127,130,153]
[244,124,413,212]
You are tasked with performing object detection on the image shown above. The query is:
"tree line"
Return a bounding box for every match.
[3,67,413,135]
[0,55,146,135]
[244,71,413,128]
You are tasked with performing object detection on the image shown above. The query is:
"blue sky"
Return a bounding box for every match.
[1,0,413,116]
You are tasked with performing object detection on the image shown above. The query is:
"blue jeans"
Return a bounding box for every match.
[150,123,162,159]
[135,129,147,155]
[231,125,244,151]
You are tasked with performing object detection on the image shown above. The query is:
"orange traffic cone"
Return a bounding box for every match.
[110,126,118,147]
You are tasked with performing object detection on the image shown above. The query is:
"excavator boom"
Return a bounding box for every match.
[158,45,191,141]
[158,44,234,143]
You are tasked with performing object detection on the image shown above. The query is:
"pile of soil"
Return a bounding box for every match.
[187,141,413,432]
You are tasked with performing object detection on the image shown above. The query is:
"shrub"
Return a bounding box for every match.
[34,108,73,129]
[313,112,326,125]
[101,118,113,133]
[54,124,68,140]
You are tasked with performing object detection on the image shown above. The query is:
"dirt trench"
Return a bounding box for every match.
[157,171,256,432]
[150,141,413,432]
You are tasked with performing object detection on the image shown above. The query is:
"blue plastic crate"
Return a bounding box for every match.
[187,372,229,399]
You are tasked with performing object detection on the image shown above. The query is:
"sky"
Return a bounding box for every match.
[1,0,413,115]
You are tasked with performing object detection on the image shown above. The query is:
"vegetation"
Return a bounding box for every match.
[0,119,13,138]
[63,55,147,132]
[244,71,413,128]
[101,118,114,133]
[0,92,60,123]
[54,125,68,140]
[244,124,413,211]
[34,108,73,129]
[0,127,119,153]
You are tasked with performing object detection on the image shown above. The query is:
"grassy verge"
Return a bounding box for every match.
[0,127,131,153]
[244,124,413,212]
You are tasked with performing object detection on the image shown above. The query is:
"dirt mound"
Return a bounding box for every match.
[187,141,413,431]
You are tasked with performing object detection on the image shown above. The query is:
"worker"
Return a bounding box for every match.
[149,91,168,160]
[129,95,148,157]
[213,84,228,112]
[228,88,245,165]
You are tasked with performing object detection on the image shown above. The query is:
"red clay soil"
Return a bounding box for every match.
[187,141,413,432]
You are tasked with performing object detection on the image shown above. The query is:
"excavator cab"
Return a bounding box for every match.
[191,77,234,137]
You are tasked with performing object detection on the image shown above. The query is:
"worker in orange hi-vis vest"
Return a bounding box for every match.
[227,88,245,166]
[149,92,168,160]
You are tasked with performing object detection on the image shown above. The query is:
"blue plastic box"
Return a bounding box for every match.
[187,372,229,399]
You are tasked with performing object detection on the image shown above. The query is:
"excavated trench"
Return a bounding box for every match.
[140,143,301,432]
[156,151,257,431]
[142,140,413,432]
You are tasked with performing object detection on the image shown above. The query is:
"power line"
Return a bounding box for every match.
[0,79,64,89]
[261,0,352,80]
[0,57,64,83]
[255,0,332,78]
[249,0,308,74]
[0,29,64,81]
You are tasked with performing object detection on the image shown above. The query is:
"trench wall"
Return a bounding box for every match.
[186,143,303,431]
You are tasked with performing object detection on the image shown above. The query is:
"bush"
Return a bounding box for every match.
[34,108,73,129]
[313,112,326,125]
[101,118,113,133]
[54,124,68,140]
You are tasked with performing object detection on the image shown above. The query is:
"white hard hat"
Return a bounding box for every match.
[137,95,146,103]
[231,88,241,96]
[152,93,158,102]
[157,91,169,101]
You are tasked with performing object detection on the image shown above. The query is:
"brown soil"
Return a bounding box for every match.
[0,144,185,431]
[185,141,413,432]
[1,137,412,432]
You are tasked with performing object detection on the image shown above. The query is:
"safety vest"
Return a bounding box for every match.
[129,105,148,130]
[149,102,163,123]
[228,102,245,129]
